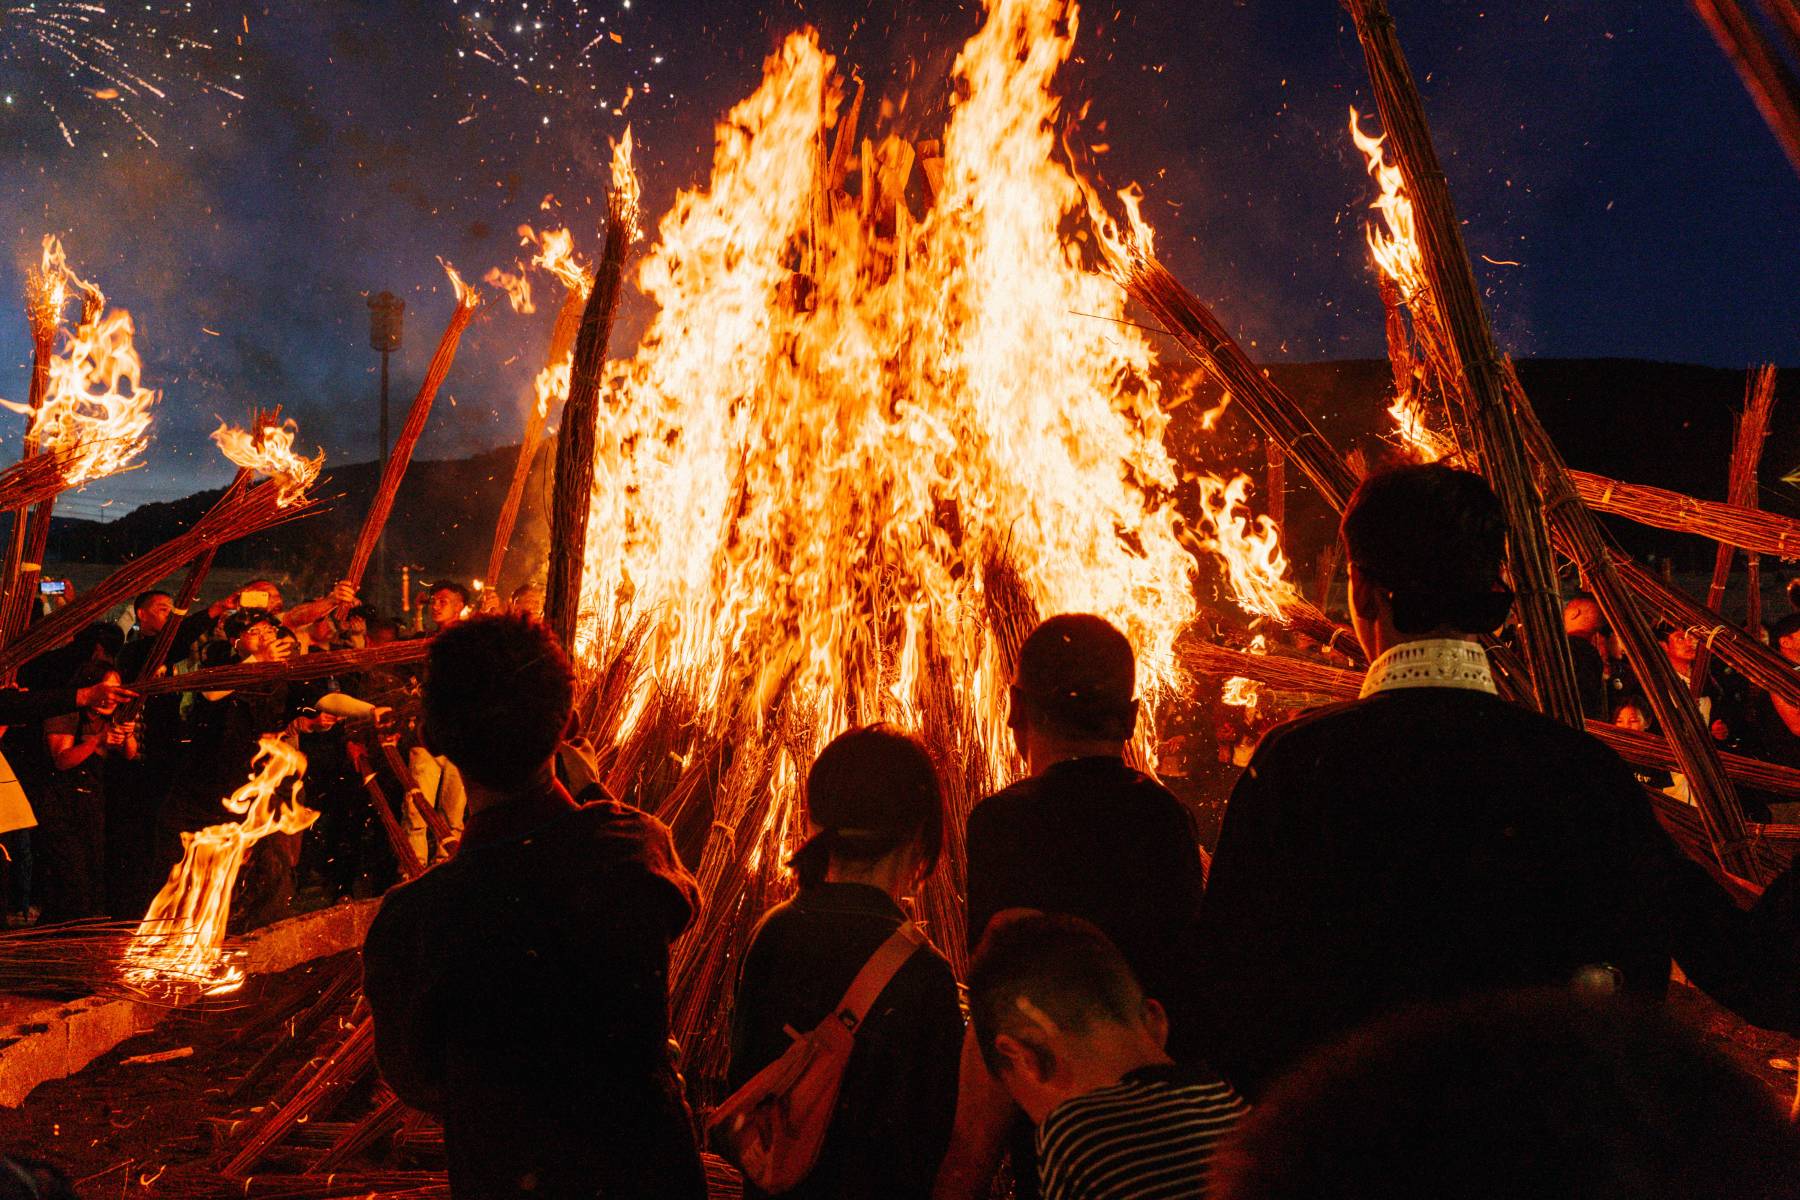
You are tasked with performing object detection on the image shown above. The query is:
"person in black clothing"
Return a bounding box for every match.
[362,615,705,1200]
[728,725,963,1200]
[1209,990,1800,1200]
[1196,463,1800,1101]
[36,661,137,922]
[938,614,1207,1200]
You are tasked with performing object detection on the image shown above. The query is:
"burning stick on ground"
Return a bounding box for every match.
[486,228,593,593]
[1690,365,1777,695]
[544,132,639,652]
[342,262,481,609]
[124,736,315,995]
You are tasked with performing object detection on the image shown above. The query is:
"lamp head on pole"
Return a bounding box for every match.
[367,291,405,353]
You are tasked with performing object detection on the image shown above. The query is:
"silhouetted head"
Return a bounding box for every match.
[424,613,574,790]
[790,724,944,888]
[1211,990,1800,1200]
[1343,464,1515,642]
[1009,615,1139,755]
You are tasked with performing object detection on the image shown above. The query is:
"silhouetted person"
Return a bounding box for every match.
[1197,463,1800,1100]
[938,614,1205,1199]
[969,913,1247,1200]
[729,725,962,1200]
[362,615,705,1199]
[1210,990,1800,1200]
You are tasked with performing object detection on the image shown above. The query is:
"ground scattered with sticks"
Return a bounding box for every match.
[0,947,1791,1196]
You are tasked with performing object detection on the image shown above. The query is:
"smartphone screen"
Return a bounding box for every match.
[239,589,270,608]
[38,580,66,596]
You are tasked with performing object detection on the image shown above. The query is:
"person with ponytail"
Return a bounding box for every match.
[727,725,962,1200]
[1194,462,1800,1101]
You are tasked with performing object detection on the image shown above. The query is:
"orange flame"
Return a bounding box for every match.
[610,126,643,244]
[210,418,325,506]
[2,302,158,485]
[125,737,314,994]
[1188,475,1297,622]
[575,0,1199,788]
[26,235,100,344]
[438,257,482,309]
[484,264,535,314]
[1349,108,1450,462]
[524,225,591,295]
[1221,675,1260,709]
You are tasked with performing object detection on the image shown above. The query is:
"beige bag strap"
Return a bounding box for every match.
[832,922,925,1033]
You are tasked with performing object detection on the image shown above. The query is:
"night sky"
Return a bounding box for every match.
[2,0,1796,518]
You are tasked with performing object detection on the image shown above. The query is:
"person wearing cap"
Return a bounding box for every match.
[728,725,962,1200]
[937,614,1207,1200]
[1195,463,1800,1103]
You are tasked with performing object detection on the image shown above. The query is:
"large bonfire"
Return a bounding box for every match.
[545,0,1287,1076]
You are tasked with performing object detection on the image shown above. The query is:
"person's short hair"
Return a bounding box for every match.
[1014,614,1137,741]
[1342,464,1515,636]
[366,616,400,642]
[70,659,116,690]
[429,580,471,606]
[1769,612,1800,644]
[423,614,574,789]
[789,725,944,886]
[346,603,379,624]
[968,912,1145,1077]
[72,620,124,664]
[1208,990,1800,1200]
[134,589,171,615]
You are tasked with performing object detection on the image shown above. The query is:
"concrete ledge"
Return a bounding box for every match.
[0,900,375,1109]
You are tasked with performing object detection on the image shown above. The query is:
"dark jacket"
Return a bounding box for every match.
[1197,686,1800,1099]
[363,784,706,1199]
[965,756,1207,1061]
[728,882,963,1200]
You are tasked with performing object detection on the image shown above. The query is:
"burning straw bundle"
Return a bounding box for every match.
[544,157,638,651]
[0,479,322,681]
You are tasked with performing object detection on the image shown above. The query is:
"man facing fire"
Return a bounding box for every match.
[362,614,706,1199]
[1195,463,1800,1099]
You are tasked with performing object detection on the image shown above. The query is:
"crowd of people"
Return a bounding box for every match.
[0,572,544,931]
[356,463,1800,1200]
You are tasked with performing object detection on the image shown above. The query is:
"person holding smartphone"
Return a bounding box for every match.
[38,662,137,923]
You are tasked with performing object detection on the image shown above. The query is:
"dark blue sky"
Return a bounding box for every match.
[2,1,1795,516]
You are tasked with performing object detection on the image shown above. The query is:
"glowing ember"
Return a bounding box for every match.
[1187,475,1298,623]
[125,737,314,994]
[210,417,324,506]
[1221,676,1260,709]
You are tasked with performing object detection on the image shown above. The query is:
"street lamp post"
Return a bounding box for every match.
[367,291,404,613]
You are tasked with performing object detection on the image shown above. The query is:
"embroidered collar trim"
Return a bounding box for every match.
[1360,638,1497,699]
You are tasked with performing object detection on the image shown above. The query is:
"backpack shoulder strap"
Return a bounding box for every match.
[833,922,925,1032]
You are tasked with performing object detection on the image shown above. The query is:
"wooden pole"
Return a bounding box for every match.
[343,283,480,602]
[1691,0,1800,180]
[544,198,634,652]
[1346,0,1583,730]
[485,284,587,592]
[1567,468,1800,557]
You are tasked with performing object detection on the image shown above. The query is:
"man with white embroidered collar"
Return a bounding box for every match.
[1193,462,1800,1100]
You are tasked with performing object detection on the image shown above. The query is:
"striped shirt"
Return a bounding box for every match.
[1035,1063,1249,1200]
